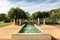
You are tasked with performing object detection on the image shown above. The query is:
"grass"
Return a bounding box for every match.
[0,22,12,27]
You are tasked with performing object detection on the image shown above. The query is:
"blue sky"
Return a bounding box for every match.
[0,0,60,15]
[8,0,58,3]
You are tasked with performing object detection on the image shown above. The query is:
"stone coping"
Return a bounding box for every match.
[12,24,25,34]
[12,24,51,34]
[12,24,51,40]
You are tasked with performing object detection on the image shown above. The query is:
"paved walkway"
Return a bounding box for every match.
[0,24,60,40]
[40,25,60,40]
[0,24,20,40]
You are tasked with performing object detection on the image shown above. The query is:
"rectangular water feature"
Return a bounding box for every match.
[12,24,51,40]
[19,24,41,33]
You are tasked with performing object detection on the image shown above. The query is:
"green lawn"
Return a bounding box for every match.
[0,22,12,27]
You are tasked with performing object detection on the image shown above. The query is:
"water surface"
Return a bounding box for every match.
[19,24,41,33]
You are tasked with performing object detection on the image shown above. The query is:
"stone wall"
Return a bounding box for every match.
[12,33,51,40]
[12,24,51,40]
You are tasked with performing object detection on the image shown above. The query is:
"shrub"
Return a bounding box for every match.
[4,18,11,23]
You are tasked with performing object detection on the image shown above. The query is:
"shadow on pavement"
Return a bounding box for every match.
[51,36,57,40]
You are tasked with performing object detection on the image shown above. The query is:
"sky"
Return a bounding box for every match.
[0,0,60,15]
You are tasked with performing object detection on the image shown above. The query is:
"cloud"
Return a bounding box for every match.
[0,0,60,15]
[0,0,14,14]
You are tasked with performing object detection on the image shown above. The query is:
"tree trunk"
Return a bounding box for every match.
[38,17,40,25]
[18,19,20,25]
[11,19,13,22]
[43,18,45,25]
[13,19,15,24]
[19,19,21,25]
[15,18,17,25]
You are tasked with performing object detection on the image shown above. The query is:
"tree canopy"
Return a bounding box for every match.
[30,11,49,19]
[0,13,6,21]
[8,7,29,19]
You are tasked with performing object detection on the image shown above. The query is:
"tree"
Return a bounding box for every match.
[15,7,29,25]
[25,12,30,19]
[31,11,42,25]
[31,11,42,19]
[8,7,29,25]
[42,12,49,24]
[31,11,49,25]
[0,13,6,21]
[50,13,60,24]
[8,7,17,24]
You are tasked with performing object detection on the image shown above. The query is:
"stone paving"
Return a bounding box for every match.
[0,24,60,40]
[0,24,20,40]
[40,25,60,40]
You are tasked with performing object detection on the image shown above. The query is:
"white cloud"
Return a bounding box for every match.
[0,0,14,14]
[0,0,60,15]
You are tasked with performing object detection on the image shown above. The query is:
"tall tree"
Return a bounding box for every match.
[31,11,49,25]
[31,11,42,25]
[8,7,29,25]
[42,12,49,24]
[8,7,17,24]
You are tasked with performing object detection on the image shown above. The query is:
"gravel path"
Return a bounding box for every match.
[40,25,60,40]
[0,24,20,40]
[0,24,60,40]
